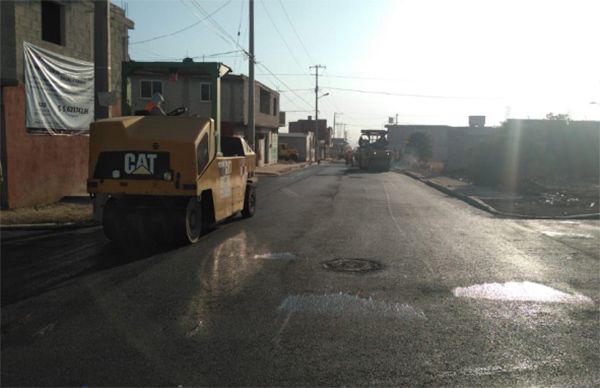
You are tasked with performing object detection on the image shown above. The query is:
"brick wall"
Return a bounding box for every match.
[2,86,89,208]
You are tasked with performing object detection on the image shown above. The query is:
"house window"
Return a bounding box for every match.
[259,88,270,114]
[272,97,278,116]
[200,83,211,101]
[140,80,163,99]
[41,1,64,45]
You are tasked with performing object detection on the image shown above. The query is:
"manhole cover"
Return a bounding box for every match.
[322,258,382,273]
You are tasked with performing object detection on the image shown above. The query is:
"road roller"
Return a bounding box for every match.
[87,62,256,245]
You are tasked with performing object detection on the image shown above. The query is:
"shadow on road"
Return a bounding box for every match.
[344,166,391,175]
[0,215,247,307]
[1,234,182,307]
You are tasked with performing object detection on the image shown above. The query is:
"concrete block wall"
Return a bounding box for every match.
[387,125,449,162]
[221,77,245,123]
[227,75,280,129]
[254,83,279,129]
[8,1,131,93]
[1,1,17,84]
[110,4,131,94]
[445,127,496,171]
[13,1,94,84]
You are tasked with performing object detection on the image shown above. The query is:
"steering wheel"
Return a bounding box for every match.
[167,106,188,116]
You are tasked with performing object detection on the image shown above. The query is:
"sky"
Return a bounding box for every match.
[125,0,600,144]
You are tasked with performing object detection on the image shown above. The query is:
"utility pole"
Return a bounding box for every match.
[310,64,326,163]
[333,112,337,138]
[94,0,110,119]
[395,113,398,125]
[248,0,255,150]
[333,112,342,138]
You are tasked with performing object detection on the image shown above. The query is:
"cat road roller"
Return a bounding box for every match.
[87,62,256,245]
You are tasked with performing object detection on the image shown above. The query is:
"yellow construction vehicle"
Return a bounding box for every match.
[278,143,299,162]
[87,62,256,245]
[356,130,393,171]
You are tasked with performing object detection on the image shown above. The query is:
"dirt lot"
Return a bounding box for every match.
[464,178,598,217]
[485,191,598,217]
[414,166,599,218]
[0,199,93,225]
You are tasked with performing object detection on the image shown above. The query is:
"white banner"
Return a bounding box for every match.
[24,42,94,134]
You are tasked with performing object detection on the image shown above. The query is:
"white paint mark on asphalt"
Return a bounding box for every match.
[281,187,300,198]
[453,281,593,304]
[382,182,434,275]
[252,252,298,260]
[185,320,204,338]
[278,293,426,320]
[33,321,57,337]
[541,230,594,239]
[438,358,563,378]
[273,311,293,348]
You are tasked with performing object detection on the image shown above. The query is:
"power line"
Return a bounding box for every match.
[188,49,245,61]
[182,0,313,113]
[278,88,314,93]
[257,63,313,110]
[255,73,410,81]
[260,0,306,74]
[233,0,246,70]
[277,0,315,65]
[132,49,244,62]
[181,0,234,47]
[316,74,410,81]
[131,0,232,45]
[256,73,310,77]
[326,86,499,100]
[321,67,342,112]
[184,0,249,54]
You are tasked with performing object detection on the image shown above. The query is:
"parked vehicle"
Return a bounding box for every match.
[278,143,299,162]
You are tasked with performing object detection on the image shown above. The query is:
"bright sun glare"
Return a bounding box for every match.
[349,0,600,134]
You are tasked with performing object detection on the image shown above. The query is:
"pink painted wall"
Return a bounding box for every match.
[2,85,89,208]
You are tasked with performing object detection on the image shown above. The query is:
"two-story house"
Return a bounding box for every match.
[125,61,283,166]
[221,74,284,166]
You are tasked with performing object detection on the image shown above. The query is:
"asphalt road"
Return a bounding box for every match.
[2,163,599,386]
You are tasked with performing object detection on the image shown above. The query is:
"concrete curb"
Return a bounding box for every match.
[402,170,600,220]
[1,220,100,231]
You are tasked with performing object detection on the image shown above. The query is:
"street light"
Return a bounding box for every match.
[315,92,329,164]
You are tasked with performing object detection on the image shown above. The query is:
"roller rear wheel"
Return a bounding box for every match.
[242,185,256,218]
[102,199,121,242]
[174,198,203,244]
